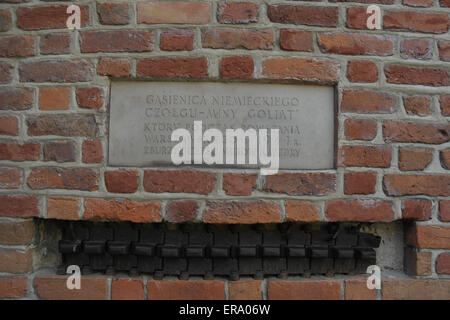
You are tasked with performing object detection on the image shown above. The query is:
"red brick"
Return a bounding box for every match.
[346,60,378,83]
[148,280,224,300]
[383,11,448,34]
[47,197,79,220]
[402,199,432,220]
[0,141,40,161]
[268,280,341,300]
[436,253,450,274]
[403,96,431,116]
[439,41,450,61]
[76,87,104,109]
[440,95,450,116]
[342,90,395,113]
[344,119,377,141]
[280,30,313,52]
[97,3,129,25]
[0,116,18,136]
[84,198,161,223]
[384,174,450,197]
[383,121,449,144]
[111,279,145,300]
[202,28,273,50]
[326,199,395,222]
[384,64,449,87]
[262,57,339,82]
[263,173,336,196]
[0,220,34,245]
[441,0,450,7]
[27,167,99,191]
[403,0,433,6]
[0,10,12,32]
[81,30,153,53]
[0,35,35,57]
[285,200,320,222]
[382,279,450,299]
[217,2,258,24]
[229,280,262,300]
[105,170,139,193]
[82,139,103,164]
[0,277,28,299]
[34,276,108,300]
[404,248,432,276]
[400,39,433,60]
[406,225,450,249]
[339,145,391,168]
[97,58,131,77]
[143,170,215,195]
[160,29,194,51]
[346,7,370,30]
[344,171,377,195]
[0,167,22,189]
[40,33,71,55]
[27,114,98,137]
[0,248,33,273]
[0,87,34,110]
[19,60,94,83]
[17,6,89,30]
[43,141,75,163]
[137,57,207,79]
[318,33,393,56]
[0,62,12,84]
[223,173,257,195]
[345,278,376,300]
[39,87,71,110]
[268,5,338,27]
[165,200,199,223]
[138,2,211,24]
[220,56,253,79]
[0,195,39,218]
[204,200,281,224]
[399,148,432,171]
[442,149,450,170]
[440,200,450,221]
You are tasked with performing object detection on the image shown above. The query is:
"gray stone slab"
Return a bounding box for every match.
[109,81,335,170]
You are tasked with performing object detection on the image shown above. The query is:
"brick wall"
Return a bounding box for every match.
[0,0,449,299]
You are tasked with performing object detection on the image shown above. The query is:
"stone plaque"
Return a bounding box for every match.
[109,81,335,170]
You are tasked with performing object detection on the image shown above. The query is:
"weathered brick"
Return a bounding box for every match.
[0,35,35,57]
[0,220,34,245]
[97,2,129,25]
[217,2,258,24]
[34,276,107,300]
[318,33,393,56]
[263,173,336,196]
[399,148,432,171]
[223,173,256,196]
[384,64,449,87]
[441,149,450,170]
[441,0,450,7]
[268,280,341,300]
[439,41,450,61]
[229,280,262,300]
[84,198,161,223]
[204,200,281,224]
[382,279,450,299]
[344,119,377,141]
[97,58,131,77]
[220,56,254,79]
[407,225,450,248]
[285,200,320,222]
[400,39,432,60]
[0,87,34,110]
[27,114,98,137]
[112,279,144,300]
[138,2,211,24]
[341,90,395,113]
[440,95,450,116]
[27,167,99,191]
[402,199,432,220]
[0,10,12,32]
[39,87,71,110]
[0,141,40,161]
[440,200,450,221]
[344,278,376,300]
[160,29,194,51]
[82,139,103,163]
[76,87,104,109]
[344,171,377,195]
[40,33,71,55]
[262,57,339,82]
[346,7,369,30]
[17,6,89,30]
[165,200,198,223]
[105,170,139,193]
[383,11,449,34]
[0,62,12,84]
[436,253,450,274]
[143,170,215,195]
[0,248,33,273]
[137,57,207,79]
[268,5,338,27]
[19,60,94,83]
[279,30,313,52]
[0,195,39,218]
[403,0,433,6]
[346,60,378,83]
[339,145,391,168]
[47,196,79,220]
[326,199,395,222]
[43,141,75,163]
[384,174,450,197]
[0,277,28,299]
[383,121,449,144]
[147,280,225,300]
[81,30,153,53]
[202,28,273,50]
[403,96,431,116]
[0,116,18,136]
[404,248,432,276]
[0,167,22,189]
